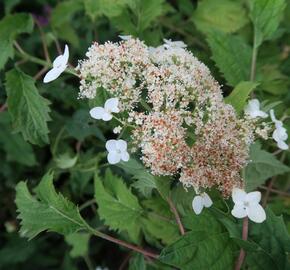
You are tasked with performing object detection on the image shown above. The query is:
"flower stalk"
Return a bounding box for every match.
[235,217,249,270]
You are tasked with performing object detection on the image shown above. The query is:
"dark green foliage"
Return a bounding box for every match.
[1,0,290,269]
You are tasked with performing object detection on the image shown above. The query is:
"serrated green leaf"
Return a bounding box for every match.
[192,0,248,34]
[133,0,164,32]
[99,0,132,18]
[15,172,87,240]
[250,0,286,48]
[65,233,90,258]
[244,143,290,191]
[94,169,143,242]
[5,69,51,146]
[0,112,36,166]
[117,159,157,197]
[0,13,34,70]
[159,231,236,270]
[246,208,290,270]
[111,0,164,34]
[207,31,251,86]
[225,81,259,114]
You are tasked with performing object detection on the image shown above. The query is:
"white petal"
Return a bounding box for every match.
[201,193,213,208]
[270,109,277,123]
[277,140,289,150]
[273,127,288,141]
[246,191,261,203]
[53,44,69,69]
[192,196,204,215]
[247,204,266,223]
[102,111,113,121]
[62,44,69,65]
[232,188,247,204]
[249,99,260,110]
[107,151,121,164]
[231,204,247,219]
[105,98,119,113]
[105,140,117,152]
[43,68,62,83]
[90,107,105,120]
[256,110,268,118]
[116,139,127,151]
[121,151,129,162]
[119,35,132,40]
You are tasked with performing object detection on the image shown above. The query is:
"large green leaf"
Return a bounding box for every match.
[0,13,33,70]
[159,231,236,270]
[15,172,87,240]
[246,208,290,270]
[132,0,164,32]
[225,81,259,114]
[5,69,51,145]
[207,31,251,86]
[142,197,179,245]
[250,0,286,48]
[192,0,248,34]
[0,112,36,166]
[99,0,132,18]
[182,209,223,233]
[94,169,143,242]
[244,143,290,191]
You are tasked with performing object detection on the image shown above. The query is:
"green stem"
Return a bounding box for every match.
[83,254,94,270]
[51,126,66,155]
[14,41,79,77]
[250,34,258,81]
[79,198,96,211]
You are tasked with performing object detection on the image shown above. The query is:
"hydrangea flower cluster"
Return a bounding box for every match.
[76,38,255,196]
[42,38,289,223]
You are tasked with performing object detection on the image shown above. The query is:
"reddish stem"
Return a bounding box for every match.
[259,185,289,198]
[235,217,249,270]
[0,104,7,112]
[168,198,185,235]
[93,230,159,259]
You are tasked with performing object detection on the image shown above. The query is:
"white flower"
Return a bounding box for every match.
[105,139,129,164]
[43,44,69,83]
[231,188,266,223]
[90,98,120,121]
[192,192,213,215]
[119,35,132,40]
[163,39,187,49]
[113,126,122,134]
[270,109,288,150]
[244,99,268,119]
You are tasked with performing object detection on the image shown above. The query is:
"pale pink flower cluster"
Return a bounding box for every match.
[77,38,255,196]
